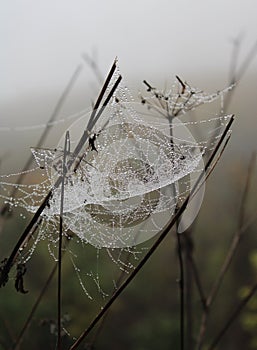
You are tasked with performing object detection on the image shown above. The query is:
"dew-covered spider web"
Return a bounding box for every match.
[0,76,233,300]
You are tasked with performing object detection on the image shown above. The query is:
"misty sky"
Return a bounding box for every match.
[2,0,257,100]
[1,0,257,171]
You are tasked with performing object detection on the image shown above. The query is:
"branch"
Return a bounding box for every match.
[69,116,234,350]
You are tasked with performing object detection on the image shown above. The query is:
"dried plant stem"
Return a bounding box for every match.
[176,227,185,350]
[185,134,233,319]
[169,111,185,350]
[179,134,232,346]
[12,234,71,350]
[185,240,193,350]
[12,263,58,350]
[82,52,103,84]
[57,131,70,350]
[186,249,206,313]
[180,227,207,350]
[209,189,255,305]
[228,34,243,85]
[236,39,257,82]
[69,116,234,350]
[196,154,256,349]
[196,209,257,350]
[209,39,257,154]
[183,230,206,349]
[0,59,122,288]
[223,39,257,113]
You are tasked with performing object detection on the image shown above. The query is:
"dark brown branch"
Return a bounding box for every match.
[176,75,186,94]
[69,116,234,350]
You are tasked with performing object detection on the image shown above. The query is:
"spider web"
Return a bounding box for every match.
[0,78,232,301]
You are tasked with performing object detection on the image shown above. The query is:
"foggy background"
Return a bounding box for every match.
[1,0,257,172]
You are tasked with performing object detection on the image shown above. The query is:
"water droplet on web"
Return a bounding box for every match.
[0,76,233,300]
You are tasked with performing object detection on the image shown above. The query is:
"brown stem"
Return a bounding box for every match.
[69,117,234,350]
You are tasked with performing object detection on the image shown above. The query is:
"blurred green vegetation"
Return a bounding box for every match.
[0,150,256,350]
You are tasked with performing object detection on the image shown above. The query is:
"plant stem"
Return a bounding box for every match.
[168,110,185,350]
[196,153,256,349]
[176,226,185,350]
[57,131,70,350]
[69,116,234,350]
[12,263,58,350]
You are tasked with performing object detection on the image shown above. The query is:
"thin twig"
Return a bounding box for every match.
[228,34,243,85]
[184,232,193,350]
[12,235,72,350]
[187,248,207,312]
[86,58,117,131]
[176,225,185,350]
[12,263,58,350]
[168,106,185,350]
[196,154,256,349]
[223,39,257,113]
[208,153,256,305]
[236,39,257,82]
[57,131,70,350]
[196,213,257,350]
[209,39,257,154]
[82,52,103,84]
[183,135,233,349]
[183,132,233,321]
[69,116,234,350]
